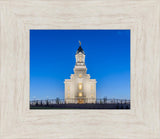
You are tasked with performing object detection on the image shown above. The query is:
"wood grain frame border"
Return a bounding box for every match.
[0,0,160,138]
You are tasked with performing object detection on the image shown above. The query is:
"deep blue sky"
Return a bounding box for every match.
[30,30,130,100]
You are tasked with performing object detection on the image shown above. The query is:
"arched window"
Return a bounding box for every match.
[78,83,83,90]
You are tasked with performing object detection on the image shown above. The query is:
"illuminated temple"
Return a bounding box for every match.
[64,41,96,104]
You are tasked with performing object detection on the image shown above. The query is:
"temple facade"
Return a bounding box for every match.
[64,42,96,104]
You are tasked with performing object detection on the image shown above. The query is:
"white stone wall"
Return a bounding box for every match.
[64,74,96,104]
[64,48,96,104]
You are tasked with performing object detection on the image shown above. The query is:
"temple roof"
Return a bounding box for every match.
[76,46,85,55]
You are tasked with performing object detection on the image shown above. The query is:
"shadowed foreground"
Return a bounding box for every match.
[30,103,130,109]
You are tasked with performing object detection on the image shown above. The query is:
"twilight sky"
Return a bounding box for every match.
[30,30,130,100]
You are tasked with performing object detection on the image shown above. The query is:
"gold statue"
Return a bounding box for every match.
[79,40,81,46]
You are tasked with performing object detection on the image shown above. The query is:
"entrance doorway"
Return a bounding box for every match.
[78,99,84,104]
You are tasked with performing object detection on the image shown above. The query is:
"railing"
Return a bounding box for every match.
[30,98,130,106]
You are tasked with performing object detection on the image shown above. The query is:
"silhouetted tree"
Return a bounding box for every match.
[35,100,38,106]
[56,97,60,104]
[113,98,115,103]
[103,97,107,104]
[40,100,42,106]
[46,100,49,106]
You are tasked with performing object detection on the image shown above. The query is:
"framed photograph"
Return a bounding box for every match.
[0,0,160,138]
[30,30,130,109]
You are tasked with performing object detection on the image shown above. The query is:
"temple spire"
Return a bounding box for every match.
[79,40,81,46]
[76,41,85,55]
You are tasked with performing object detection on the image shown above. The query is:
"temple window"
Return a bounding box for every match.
[78,83,83,90]
[79,92,82,97]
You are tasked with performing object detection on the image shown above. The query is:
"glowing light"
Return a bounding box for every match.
[79,92,82,97]
[78,83,82,90]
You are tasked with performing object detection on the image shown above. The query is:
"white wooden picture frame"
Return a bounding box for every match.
[0,0,160,138]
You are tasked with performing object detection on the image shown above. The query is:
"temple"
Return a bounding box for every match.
[64,41,97,104]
